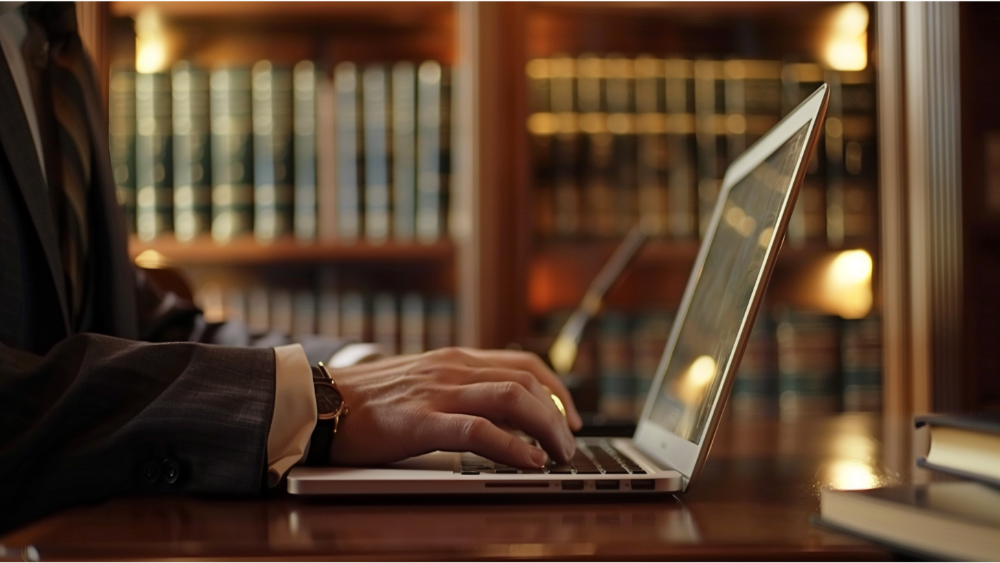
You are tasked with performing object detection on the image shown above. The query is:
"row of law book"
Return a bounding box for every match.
[109,59,451,245]
[526,55,876,248]
[819,413,1000,560]
[197,283,455,355]
[547,309,881,419]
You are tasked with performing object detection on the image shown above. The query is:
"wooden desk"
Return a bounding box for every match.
[0,413,911,561]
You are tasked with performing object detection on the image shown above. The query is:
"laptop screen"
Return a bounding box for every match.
[646,123,811,445]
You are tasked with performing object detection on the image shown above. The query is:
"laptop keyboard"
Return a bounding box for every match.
[459,440,647,475]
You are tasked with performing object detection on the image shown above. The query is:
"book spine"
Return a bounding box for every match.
[400,292,426,354]
[135,71,173,241]
[836,69,878,246]
[293,61,318,242]
[598,312,633,419]
[527,58,556,237]
[373,292,399,355]
[776,312,841,417]
[292,288,316,336]
[210,68,254,242]
[417,61,445,242]
[317,268,340,338]
[363,65,391,243]
[392,62,417,242]
[270,288,293,335]
[841,315,881,412]
[334,63,362,242]
[171,62,212,242]
[247,285,270,333]
[252,61,294,243]
[341,290,368,342]
[724,60,783,162]
[109,66,136,234]
[316,76,338,242]
[550,56,581,237]
[606,55,637,236]
[635,56,669,237]
[576,55,615,238]
[731,315,779,418]
[664,59,697,239]
[694,59,724,239]
[427,297,455,349]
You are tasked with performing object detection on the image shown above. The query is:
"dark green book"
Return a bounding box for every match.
[416,61,447,242]
[841,315,881,412]
[135,71,173,241]
[171,61,211,242]
[598,312,633,419]
[373,292,398,355]
[109,65,136,234]
[606,54,637,237]
[635,55,669,237]
[400,292,425,354]
[723,59,783,161]
[693,59,725,239]
[392,61,417,242]
[549,56,581,237]
[363,64,391,244]
[663,58,697,239]
[252,61,294,243]
[210,67,254,242]
[293,61,318,242]
[775,311,841,417]
[334,62,362,242]
[427,297,454,349]
[576,54,614,238]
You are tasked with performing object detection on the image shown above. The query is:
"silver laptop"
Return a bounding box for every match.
[288,84,829,496]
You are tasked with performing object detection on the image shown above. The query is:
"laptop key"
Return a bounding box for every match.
[494,468,520,474]
[548,464,574,474]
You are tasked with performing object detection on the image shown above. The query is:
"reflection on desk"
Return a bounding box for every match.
[0,414,908,561]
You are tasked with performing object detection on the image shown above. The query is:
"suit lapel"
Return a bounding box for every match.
[0,50,72,335]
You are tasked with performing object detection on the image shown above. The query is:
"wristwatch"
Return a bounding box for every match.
[306,362,348,466]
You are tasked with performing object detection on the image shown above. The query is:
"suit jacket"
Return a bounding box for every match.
[0,18,343,531]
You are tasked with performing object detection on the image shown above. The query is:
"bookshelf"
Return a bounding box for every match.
[87,1,888,420]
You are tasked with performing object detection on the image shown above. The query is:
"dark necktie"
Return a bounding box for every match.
[22,2,93,325]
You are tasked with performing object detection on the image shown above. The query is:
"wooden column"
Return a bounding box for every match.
[904,1,965,414]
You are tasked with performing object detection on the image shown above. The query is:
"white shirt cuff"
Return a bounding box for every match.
[267,344,316,487]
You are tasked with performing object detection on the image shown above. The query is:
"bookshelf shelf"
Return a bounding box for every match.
[109,2,453,24]
[129,237,456,266]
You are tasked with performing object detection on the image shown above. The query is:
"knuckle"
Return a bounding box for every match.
[497,381,526,403]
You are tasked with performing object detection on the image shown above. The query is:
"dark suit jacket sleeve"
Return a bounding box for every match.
[0,333,276,530]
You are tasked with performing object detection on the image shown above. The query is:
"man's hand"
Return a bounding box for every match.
[326,348,583,468]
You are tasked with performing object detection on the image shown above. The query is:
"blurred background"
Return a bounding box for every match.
[76,2,995,426]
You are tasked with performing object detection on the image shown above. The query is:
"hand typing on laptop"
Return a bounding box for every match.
[324,347,583,468]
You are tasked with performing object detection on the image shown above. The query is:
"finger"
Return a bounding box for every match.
[421,414,548,469]
[458,349,584,430]
[456,367,569,428]
[440,381,575,463]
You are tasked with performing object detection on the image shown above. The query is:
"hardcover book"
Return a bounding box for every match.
[363,65,392,244]
[172,61,212,242]
[293,61,318,242]
[252,61,294,243]
[915,412,1000,487]
[392,62,418,242]
[334,62,362,242]
[135,71,173,241]
[210,67,254,242]
[819,482,1000,561]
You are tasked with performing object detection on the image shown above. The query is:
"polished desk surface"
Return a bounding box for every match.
[0,413,913,561]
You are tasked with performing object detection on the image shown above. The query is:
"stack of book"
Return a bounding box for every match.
[544,308,881,419]
[110,59,452,245]
[199,282,455,354]
[818,413,1000,560]
[525,55,876,247]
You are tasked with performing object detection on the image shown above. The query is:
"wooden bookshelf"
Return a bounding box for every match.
[129,237,456,266]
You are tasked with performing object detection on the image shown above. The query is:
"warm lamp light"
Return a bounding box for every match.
[824,3,869,71]
[135,7,169,74]
[822,249,873,319]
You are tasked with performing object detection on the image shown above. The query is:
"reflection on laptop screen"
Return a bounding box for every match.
[648,123,810,445]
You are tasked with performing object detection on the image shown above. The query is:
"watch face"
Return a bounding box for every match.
[314,383,344,416]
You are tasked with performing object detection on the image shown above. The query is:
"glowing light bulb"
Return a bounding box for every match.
[135,7,170,74]
[824,3,869,71]
[823,249,874,319]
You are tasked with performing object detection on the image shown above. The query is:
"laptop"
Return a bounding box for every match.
[287,84,829,496]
